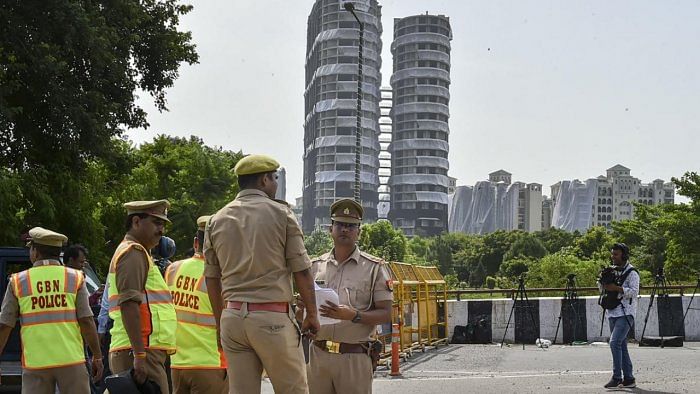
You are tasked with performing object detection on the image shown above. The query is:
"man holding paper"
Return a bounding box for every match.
[298,199,393,394]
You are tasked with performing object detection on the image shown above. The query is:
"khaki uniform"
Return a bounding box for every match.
[0,260,94,394]
[307,247,393,394]
[108,234,170,392]
[204,189,312,394]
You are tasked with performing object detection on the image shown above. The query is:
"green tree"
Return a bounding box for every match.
[499,258,532,279]
[661,172,700,278]
[304,228,333,258]
[503,234,548,261]
[107,136,242,266]
[358,220,407,262]
[1,0,198,171]
[526,252,601,288]
[612,204,669,274]
[534,227,579,254]
[574,226,615,260]
[479,230,525,275]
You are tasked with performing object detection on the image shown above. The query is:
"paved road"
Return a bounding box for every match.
[261,342,700,393]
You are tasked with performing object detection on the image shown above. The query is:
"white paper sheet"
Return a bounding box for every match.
[308,282,341,326]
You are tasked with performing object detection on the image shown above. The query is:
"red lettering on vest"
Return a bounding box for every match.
[29,295,69,310]
[170,290,200,310]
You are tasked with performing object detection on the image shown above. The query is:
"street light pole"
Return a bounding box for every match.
[343,1,363,203]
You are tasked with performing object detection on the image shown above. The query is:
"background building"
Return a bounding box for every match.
[378,87,392,219]
[551,164,676,232]
[302,0,383,232]
[448,171,542,234]
[388,13,452,237]
[275,167,287,201]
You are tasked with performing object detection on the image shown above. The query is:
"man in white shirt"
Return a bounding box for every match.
[600,243,639,389]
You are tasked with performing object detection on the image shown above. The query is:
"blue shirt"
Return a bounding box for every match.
[97,281,111,334]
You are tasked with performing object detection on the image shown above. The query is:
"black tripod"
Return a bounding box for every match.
[554,273,582,344]
[682,274,700,323]
[641,267,674,343]
[500,275,539,350]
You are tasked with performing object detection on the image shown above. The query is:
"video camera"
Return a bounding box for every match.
[152,236,176,276]
[598,265,617,286]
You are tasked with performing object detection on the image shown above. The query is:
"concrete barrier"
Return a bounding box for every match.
[445,295,698,344]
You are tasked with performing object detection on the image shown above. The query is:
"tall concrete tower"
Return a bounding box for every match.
[389,13,452,237]
[303,0,383,232]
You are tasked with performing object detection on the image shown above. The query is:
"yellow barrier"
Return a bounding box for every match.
[413,266,449,347]
[382,262,449,358]
[387,262,422,353]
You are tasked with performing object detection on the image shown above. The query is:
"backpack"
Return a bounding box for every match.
[598,267,638,310]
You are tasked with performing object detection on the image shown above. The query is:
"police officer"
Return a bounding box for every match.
[299,199,393,394]
[107,200,177,392]
[0,227,103,393]
[204,154,320,394]
[166,215,228,393]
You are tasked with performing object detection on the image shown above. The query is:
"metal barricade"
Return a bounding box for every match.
[387,262,423,354]
[413,266,449,347]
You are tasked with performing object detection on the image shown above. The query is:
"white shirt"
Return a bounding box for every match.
[606,263,640,318]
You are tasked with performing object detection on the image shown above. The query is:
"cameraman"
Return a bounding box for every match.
[599,243,639,389]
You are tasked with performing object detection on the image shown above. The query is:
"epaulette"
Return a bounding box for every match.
[311,251,332,264]
[273,199,290,207]
[360,251,384,264]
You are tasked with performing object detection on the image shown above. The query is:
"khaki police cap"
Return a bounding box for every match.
[234,154,280,176]
[196,215,211,231]
[28,227,68,248]
[330,199,363,224]
[123,200,171,223]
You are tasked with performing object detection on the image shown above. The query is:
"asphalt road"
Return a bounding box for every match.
[261,342,700,393]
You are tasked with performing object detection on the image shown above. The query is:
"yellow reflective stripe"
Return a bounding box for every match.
[20,310,77,326]
[176,310,216,327]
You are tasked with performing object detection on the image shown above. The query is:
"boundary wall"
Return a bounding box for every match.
[444,295,698,343]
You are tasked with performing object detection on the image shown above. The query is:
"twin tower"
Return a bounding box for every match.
[303,0,452,236]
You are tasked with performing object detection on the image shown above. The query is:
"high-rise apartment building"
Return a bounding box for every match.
[303,0,383,232]
[388,13,452,237]
[551,165,676,232]
[448,171,542,234]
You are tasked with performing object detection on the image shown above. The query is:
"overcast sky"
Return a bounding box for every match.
[127,0,699,203]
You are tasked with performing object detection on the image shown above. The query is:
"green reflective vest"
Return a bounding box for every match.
[107,240,177,353]
[13,263,85,369]
[166,256,226,369]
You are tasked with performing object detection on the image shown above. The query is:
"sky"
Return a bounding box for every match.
[127,0,700,204]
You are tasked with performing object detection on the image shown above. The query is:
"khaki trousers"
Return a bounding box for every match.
[221,306,308,394]
[109,349,169,393]
[21,363,89,394]
[307,344,373,394]
[171,368,228,394]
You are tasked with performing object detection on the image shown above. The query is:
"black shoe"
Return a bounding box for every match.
[621,378,636,388]
[604,377,622,389]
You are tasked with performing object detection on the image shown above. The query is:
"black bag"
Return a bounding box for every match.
[451,325,469,344]
[599,267,638,310]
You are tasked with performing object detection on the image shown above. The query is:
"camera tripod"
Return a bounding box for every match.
[641,267,676,343]
[500,275,539,350]
[553,273,582,344]
[682,274,700,323]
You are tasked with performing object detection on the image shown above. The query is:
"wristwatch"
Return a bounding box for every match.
[351,310,361,323]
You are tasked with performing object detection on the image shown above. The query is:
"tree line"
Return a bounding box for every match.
[306,173,700,289]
